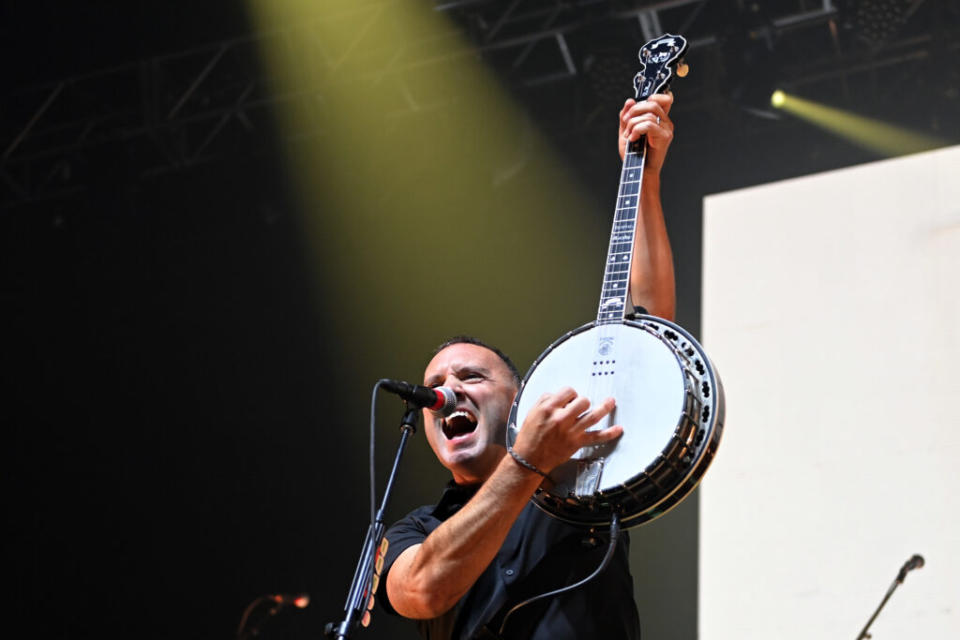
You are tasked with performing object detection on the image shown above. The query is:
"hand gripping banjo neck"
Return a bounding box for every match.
[507,34,725,530]
[600,34,684,325]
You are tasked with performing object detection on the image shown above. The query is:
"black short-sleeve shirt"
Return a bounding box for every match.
[379,482,640,640]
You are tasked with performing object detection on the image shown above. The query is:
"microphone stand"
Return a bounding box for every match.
[326,404,419,640]
[855,561,918,640]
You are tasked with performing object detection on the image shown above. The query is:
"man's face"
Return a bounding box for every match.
[422,343,519,485]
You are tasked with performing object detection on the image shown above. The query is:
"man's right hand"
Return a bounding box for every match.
[510,388,622,475]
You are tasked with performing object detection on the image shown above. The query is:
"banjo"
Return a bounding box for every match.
[506,34,724,530]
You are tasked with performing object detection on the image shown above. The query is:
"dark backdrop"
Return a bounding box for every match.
[5,2,957,640]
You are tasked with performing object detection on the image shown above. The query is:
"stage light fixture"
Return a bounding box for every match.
[770,90,785,108]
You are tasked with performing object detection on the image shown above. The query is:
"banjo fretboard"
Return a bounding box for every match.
[597,139,645,326]
[594,33,686,326]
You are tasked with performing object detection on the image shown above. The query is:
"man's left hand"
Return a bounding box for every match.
[618,93,674,174]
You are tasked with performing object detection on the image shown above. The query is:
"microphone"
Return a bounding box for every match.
[270,593,310,609]
[381,379,457,416]
[897,554,925,582]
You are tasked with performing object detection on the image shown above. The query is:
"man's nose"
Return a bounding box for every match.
[446,377,466,398]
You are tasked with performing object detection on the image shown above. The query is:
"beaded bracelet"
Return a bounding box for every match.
[507,445,550,480]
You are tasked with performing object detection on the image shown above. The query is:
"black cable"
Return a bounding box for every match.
[369,380,386,524]
[236,595,272,640]
[498,511,621,636]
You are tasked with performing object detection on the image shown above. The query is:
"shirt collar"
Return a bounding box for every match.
[430,480,479,519]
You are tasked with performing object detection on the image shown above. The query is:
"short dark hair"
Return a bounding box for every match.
[432,335,522,387]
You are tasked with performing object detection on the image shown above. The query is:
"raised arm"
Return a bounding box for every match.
[619,93,676,321]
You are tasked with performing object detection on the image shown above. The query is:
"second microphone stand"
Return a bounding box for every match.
[855,555,924,640]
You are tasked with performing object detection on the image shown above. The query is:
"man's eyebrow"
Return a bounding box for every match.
[424,364,492,387]
[455,364,491,378]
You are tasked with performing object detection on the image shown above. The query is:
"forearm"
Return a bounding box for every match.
[387,455,542,618]
[631,173,676,320]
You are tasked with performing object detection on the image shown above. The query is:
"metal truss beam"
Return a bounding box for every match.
[2,0,953,209]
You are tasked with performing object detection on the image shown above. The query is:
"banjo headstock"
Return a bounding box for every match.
[632,34,688,101]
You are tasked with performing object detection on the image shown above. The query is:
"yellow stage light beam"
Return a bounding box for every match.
[245,1,607,388]
[769,90,946,157]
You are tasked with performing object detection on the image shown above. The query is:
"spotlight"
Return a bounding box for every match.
[767,90,944,156]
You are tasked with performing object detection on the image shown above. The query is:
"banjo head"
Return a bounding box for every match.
[507,318,724,529]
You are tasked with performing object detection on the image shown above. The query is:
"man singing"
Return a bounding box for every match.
[379,95,678,639]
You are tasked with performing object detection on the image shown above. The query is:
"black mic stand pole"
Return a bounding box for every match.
[326,404,419,640]
[855,563,915,640]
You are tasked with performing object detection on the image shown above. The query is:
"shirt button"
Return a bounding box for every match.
[505,569,515,576]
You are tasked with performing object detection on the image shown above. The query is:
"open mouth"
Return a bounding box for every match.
[442,410,478,440]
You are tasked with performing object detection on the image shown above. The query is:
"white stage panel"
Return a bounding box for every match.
[700,146,960,639]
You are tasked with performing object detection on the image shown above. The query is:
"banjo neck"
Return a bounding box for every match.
[597,138,647,326]
[595,33,687,327]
